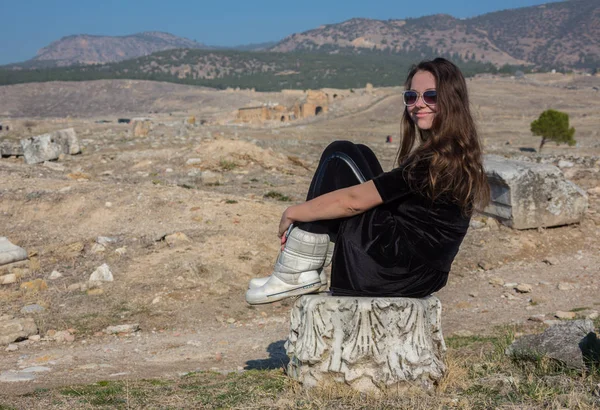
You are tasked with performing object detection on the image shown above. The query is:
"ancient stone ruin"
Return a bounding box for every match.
[20,128,81,164]
[483,155,588,229]
[237,104,294,123]
[236,89,331,124]
[286,294,446,393]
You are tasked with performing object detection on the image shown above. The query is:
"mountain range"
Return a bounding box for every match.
[13,0,598,71]
[272,0,599,70]
[31,32,211,66]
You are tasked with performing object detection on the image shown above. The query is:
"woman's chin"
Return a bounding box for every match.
[416,121,433,130]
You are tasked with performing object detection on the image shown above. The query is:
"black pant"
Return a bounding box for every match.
[296,141,447,297]
[296,140,383,240]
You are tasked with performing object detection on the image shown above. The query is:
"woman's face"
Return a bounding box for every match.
[407,70,437,130]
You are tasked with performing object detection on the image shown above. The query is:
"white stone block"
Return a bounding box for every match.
[20,128,81,164]
[0,237,28,266]
[285,294,446,393]
[483,155,588,229]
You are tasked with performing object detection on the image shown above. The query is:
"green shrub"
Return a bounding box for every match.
[530,109,576,152]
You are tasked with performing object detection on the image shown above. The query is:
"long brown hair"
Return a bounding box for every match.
[397,58,490,213]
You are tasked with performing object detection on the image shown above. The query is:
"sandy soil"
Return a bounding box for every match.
[0,73,599,396]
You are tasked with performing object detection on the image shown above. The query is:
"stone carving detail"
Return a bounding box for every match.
[285,294,446,392]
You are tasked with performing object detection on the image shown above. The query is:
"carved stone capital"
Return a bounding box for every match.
[285,294,446,392]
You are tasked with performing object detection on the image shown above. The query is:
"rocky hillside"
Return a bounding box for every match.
[0,49,495,91]
[32,32,210,66]
[270,0,599,70]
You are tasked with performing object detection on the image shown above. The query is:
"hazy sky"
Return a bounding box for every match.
[0,0,563,65]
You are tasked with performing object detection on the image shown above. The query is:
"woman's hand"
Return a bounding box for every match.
[278,208,295,250]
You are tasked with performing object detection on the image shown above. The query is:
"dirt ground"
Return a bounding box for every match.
[0,73,599,396]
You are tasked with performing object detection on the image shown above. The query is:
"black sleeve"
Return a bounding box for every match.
[372,166,412,203]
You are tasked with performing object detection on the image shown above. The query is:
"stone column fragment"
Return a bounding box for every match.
[285,294,446,393]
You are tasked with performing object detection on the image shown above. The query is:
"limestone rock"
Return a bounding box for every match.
[0,273,18,285]
[557,160,574,168]
[483,156,588,229]
[48,270,63,280]
[515,283,533,293]
[104,324,140,334]
[42,161,65,171]
[89,263,113,284]
[286,295,446,392]
[0,139,23,156]
[200,170,222,185]
[164,232,191,246]
[0,237,28,266]
[555,311,576,320]
[91,243,106,254]
[96,236,118,245]
[132,120,152,137]
[0,316,38,345]
[506,319,600,370]
[558,282,574,291]
[20,128,81,164]
[20,304,45,314]
[186,158,202,166]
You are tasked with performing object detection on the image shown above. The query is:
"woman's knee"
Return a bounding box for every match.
[320,140,358,159]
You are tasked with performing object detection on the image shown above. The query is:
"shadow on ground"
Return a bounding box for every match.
[245,339,289,370]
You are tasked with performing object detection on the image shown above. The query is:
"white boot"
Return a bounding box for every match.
[245,228,330,305]
[248,241,334,291]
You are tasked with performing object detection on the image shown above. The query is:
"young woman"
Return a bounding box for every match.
[246,57,490,305]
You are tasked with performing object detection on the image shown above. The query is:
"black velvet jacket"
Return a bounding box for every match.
[329,163,471,298]
[371,165,470,273]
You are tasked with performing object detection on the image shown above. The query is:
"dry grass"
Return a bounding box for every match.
[2,328,599,409]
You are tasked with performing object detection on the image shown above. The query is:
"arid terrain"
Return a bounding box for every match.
[1,72,600,402]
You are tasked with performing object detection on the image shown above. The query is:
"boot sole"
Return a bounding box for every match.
[245,280,321,305]
[248,270,328,291]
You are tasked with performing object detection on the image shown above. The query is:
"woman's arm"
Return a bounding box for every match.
[278,180,383,238]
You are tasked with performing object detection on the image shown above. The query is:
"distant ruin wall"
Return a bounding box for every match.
[237,89,330,124]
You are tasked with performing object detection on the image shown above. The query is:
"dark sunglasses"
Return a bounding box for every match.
[402,89,437,106]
